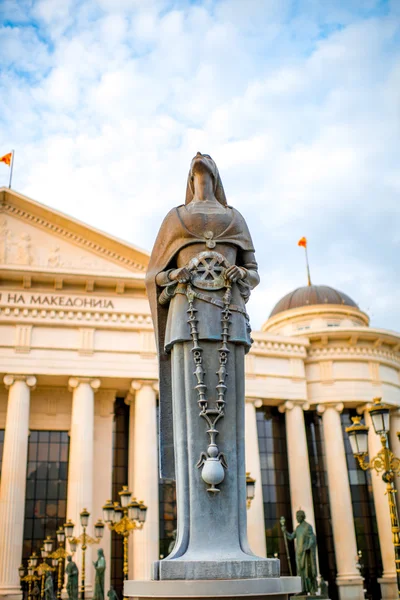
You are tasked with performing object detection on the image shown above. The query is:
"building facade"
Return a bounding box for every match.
[0,188,399,600]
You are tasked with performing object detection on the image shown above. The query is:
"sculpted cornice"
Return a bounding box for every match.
[251,333,309,358]
[0,304,153,329]
[1,199,145,272]
[306,344,400,369]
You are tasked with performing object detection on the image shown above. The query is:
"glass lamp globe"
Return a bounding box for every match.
[102,500,115,524]
[245,473,256,502]
[94,520,105,539]
[368,398,390,435]
[44,536,53,553]
[56,526,65,544]
[138,502,148,524]
[30,552,38,567]
[118,485,132,508]
[64,520,75,538]
[80,508,90,528]
[28,567,34,577]
[52,557,58,568]
[346,416,369,455]
[113,504,123,523]
[41,546,47,559]
[18,564,25,579]
[128,498,140,521]
[69,539,77,553]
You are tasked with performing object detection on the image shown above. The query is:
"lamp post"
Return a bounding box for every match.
[346,398,400,598]
[102,485,147,581]
[37,540,55,599]
[20,554,41,600]
[245,473,256,509]
[50,526,69,600]
[64,509,105,600]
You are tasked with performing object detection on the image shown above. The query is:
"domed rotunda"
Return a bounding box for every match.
[263,283,369,335]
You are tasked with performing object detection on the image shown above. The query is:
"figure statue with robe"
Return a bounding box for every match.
[146,152,278,581]
[44,571,55,600]
[65,555,79,600]
[93,548,106,600]
[280,510,318,595]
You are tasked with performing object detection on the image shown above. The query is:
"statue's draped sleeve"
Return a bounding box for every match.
[145,206,255,480]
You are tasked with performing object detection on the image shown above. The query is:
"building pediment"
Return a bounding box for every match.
[0,188,149,276]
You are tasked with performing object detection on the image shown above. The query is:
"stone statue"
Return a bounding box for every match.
[65,555,79,600]
[280,510,318,595]
[44,571,55,600]
[107,586,119,600]
[93,548,106,600]
[146,152,277,581]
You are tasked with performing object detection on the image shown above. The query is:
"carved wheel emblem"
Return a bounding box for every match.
[188,251,229,290]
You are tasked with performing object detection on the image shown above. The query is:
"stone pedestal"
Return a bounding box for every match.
[124,576,301,599]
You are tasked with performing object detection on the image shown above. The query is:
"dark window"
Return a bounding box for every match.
[111,398,129,597]
[256,407,294,573]
[341,411,382,600]
[0,430,4,475]
[23,431,69,560]
[305,412,338,600]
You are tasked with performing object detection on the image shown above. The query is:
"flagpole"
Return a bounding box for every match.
[305,245,311,287]
[9,150,15,189]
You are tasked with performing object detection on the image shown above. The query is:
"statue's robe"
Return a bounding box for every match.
[145,205,255,480]
[66,561,79,600]
[287,521,318,593]
[93,556,106,600]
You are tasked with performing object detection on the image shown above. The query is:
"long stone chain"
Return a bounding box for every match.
[186,281,232,493]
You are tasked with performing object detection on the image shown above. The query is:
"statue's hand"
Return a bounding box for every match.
[169,267,191,283]
[225,265,246,283]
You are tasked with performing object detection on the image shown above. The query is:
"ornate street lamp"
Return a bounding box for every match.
[64,509,104,600]
[19,555,40,600]
[50,526,69,600]
[37,543,55,599]
[102,485,147,581]
[346,398,400,597]
[245,473,256,509]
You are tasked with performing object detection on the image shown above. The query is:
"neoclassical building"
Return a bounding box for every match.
[0,187,399,600]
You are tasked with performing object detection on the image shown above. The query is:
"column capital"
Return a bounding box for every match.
[245,397,263,408]
[68,377,101,392]
[3,374,36,390]
[127,380,158,400]
[278,399,310,413]
[317,401,344,415]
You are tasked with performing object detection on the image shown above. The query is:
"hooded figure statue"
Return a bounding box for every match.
[146,153,277,581]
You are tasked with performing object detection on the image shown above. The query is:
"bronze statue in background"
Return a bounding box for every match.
[280,511,318,595]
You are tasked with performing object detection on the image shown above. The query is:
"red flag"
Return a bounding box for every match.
[0,152,12,167]
[298,237,307,248]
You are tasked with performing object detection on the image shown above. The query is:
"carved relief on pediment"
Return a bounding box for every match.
[0,214,134,273]
[0,218,34,266]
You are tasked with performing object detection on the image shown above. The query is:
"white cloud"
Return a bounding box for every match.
[0,0,399,331]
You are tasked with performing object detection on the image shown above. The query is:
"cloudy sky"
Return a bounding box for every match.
[0,0,399,331]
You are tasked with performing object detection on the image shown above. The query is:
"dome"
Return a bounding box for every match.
[269,284,358,318]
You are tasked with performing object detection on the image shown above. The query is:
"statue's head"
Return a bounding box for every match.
[98,548,104,557]
[185,152,227,206]
[296,510,306,523]
[67,555,72,562]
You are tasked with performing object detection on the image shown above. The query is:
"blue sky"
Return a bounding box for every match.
[0,0,399,330]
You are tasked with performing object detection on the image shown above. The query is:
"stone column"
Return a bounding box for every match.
[363,409,397,600]
[245,398,266,557]
[67,377,100,592]
[93,390,115,594]
[317,403,364,600]
[278,400,315,532]
[0,375,36,594]
[131,382,159,580]
[126,383,137,580]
